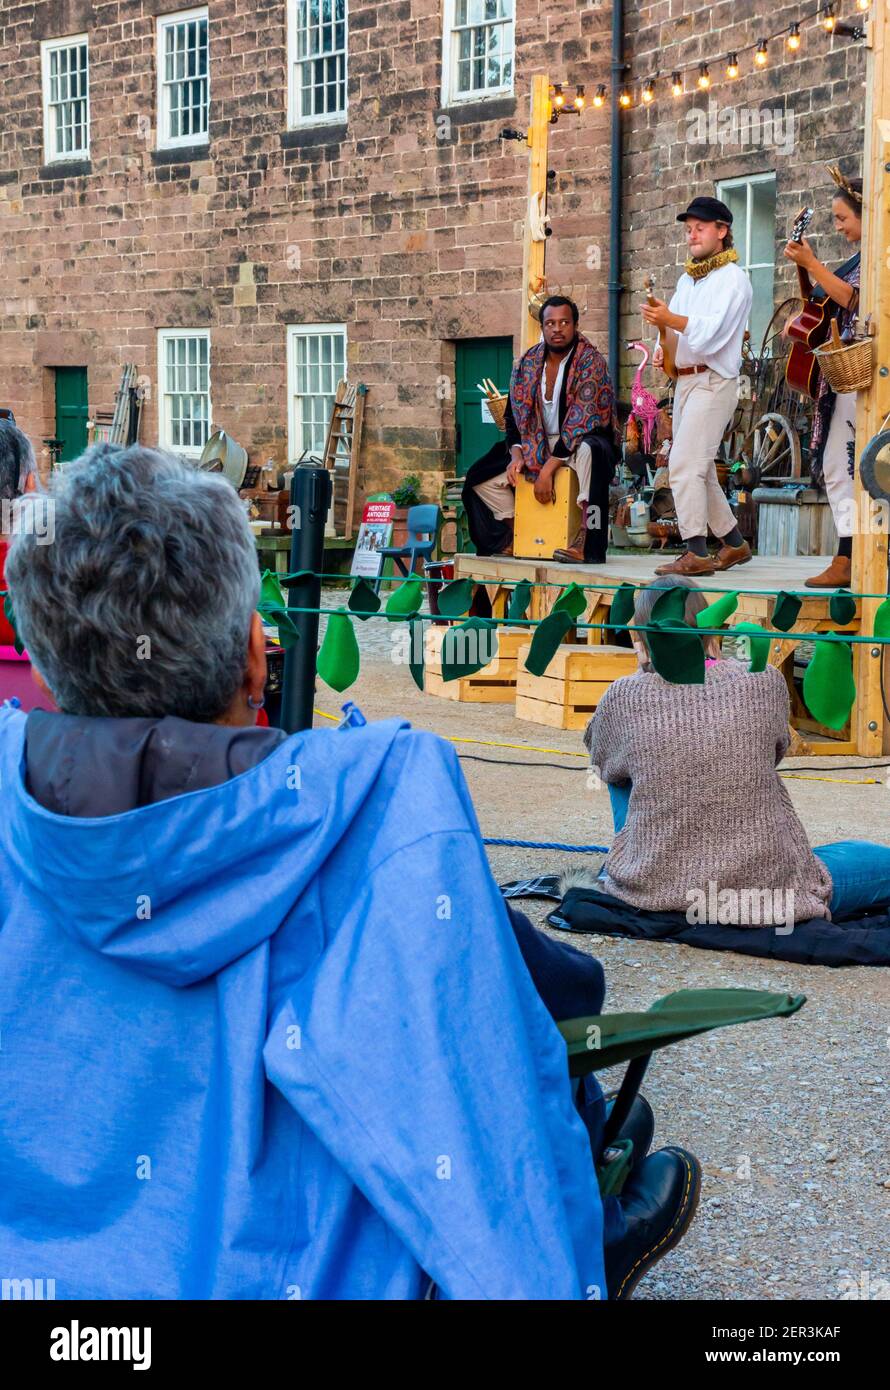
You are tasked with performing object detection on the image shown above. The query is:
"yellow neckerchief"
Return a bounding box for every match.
[684,247,739,281]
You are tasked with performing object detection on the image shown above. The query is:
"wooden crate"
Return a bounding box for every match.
[515,643,637,729]
[425,626,530,703]
[514,468,582,558]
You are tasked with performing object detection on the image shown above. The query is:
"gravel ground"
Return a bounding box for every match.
[314,586,890,1301]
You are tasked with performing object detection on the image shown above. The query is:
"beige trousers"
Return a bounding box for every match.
[820,390,857,538]
[669,370,740,540]
[473,441,593,521]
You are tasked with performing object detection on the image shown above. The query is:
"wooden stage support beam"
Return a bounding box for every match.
[519,74,551,356]
[853,7,890,755]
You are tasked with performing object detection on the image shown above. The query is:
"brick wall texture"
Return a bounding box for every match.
[0,0,867,495]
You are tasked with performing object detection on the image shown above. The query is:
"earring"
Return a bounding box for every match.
[247,694,265,710]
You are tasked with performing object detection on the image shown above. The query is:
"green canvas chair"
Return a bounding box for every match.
[557,988,806,1196]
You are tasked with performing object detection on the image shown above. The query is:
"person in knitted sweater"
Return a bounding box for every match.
[583,577,890,926]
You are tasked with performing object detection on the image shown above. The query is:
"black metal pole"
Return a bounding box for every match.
[278,463,332,733]
[608,0,624,394]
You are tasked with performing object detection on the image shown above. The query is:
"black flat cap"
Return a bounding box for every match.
[677,196,733,225]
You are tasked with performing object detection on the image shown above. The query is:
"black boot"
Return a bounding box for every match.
[605,1146,702,1300]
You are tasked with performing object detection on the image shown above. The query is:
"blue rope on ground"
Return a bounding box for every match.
[483,837,609,853]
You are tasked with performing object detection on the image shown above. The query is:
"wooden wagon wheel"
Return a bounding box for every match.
[739,411,802,481]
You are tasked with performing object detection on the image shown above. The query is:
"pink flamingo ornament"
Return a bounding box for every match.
[627,340,661,454]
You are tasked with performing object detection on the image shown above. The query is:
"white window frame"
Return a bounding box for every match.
[156,6,210,150]
[286,324,347,463]
[41,34,90,163]
[157,329,212,458]
[287,0,349,129]
[717,172,777,349]
[440,0,514,108]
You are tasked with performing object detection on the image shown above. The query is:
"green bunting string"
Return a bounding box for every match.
[316,610,360,693]
[696,591,739,630]
[803,634,856,731]
[733,623,771,673]
[829,592,857,626]
[436,577,476,619]
[385,577,424,622]
[507,579,532,622]
[524,609,574,676]
[441,617,498,681]
[348,578,381,620]
[771,592,802,632]
[646,619,705,685]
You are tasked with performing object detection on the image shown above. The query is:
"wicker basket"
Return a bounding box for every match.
[486,393,508,432]
[813,320,874,394]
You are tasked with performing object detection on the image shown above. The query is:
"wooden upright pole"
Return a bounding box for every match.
[520,74,551,355]
[852,9,890,755]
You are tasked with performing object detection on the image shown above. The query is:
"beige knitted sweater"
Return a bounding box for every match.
[584,661,834,924]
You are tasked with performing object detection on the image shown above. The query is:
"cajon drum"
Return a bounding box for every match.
[514,467,582,559]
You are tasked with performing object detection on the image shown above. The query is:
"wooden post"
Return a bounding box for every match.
[519,74,551,355]
[852,8,890,755]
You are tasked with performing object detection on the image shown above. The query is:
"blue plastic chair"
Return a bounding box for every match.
[375,503,440,592]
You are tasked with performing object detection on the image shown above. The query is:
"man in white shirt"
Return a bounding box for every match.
[642,196,754,576]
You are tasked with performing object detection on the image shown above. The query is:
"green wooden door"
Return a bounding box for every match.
[55,367,89,461]
[454,337,514,477]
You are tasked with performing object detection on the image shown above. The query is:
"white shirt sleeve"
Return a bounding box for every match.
[682,271,753,357]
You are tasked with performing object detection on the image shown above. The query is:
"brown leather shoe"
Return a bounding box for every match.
[553,525,588,564]
[654,550,716,576]
[713,540,752,571]
[804,556,852,589]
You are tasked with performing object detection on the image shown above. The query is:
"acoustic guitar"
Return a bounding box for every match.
[784,206,829,399]
[644,274,678,380]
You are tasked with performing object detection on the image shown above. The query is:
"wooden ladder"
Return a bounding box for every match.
[321,380,367,540]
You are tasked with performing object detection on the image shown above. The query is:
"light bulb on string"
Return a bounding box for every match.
[552,84,565,109]
[787,22,801,50]
[642,78,655,104]
[726,53,739,79]
[755,39,769,66]
[697,63,710,90]
[618,86,632,109]
[671,72,683,96]
[855,0,869,10]
[821,4,836,30]
[574,84,585,110]
[593,84,606,107]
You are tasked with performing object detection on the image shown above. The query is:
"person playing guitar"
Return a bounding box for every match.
[784,165,862,589]
[642,195,753,576]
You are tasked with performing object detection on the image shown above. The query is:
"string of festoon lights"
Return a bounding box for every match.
[547,1,869,118]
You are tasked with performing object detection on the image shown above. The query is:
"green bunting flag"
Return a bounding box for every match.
[348,578,381,621]
[441,617,498,681]
[733,623,771,673]
[507,579,532,622]
[2,592,24,656]
[260,568,286,609]
[408,617,425,691]
[552,582,587,621]
[803,634,856,731]
[875,597,890,640]
[316,610,360,693]
[436,577,476,619]
[650,584,690,625]
[646,619,706,685]
[609,583,636,637]
[524,609,574,676]
[771,592,802,632]
[829,592,857,626]
[385,576,424,622]
[696,591,739,630]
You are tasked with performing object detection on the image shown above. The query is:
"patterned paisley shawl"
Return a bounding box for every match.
[509,333,616,475]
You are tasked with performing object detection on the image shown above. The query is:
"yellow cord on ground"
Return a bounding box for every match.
[314,708,881,780]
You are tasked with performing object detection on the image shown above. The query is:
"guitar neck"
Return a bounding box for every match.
[797,264,813,300]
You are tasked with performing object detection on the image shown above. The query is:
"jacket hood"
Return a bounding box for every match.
[0,706,410,987]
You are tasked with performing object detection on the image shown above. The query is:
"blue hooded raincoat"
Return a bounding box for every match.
[0,707,605,1299]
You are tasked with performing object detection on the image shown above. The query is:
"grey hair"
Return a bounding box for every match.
[632,575,710,663]
[6,445,261,721]
[0,420,36,503]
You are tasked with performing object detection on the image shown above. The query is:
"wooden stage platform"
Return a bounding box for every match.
[452,550,888,757]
